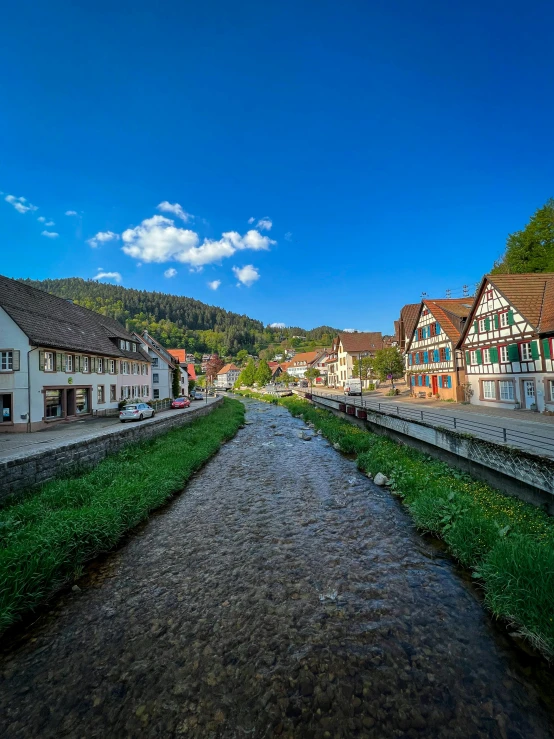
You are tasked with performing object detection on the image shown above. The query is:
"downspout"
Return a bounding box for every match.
[27,346,37,433]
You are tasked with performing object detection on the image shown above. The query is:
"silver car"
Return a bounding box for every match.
[119,402,155,423]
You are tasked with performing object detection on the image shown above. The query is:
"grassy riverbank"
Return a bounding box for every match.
[237,390,554,658]
[0,398,244,633]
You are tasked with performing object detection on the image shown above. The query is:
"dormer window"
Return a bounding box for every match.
[120,340,125,350]
[126,341,130,351]
[132,342,137,352]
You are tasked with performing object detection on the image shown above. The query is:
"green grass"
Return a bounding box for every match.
[0,398,244,633]
[236,390,554,658]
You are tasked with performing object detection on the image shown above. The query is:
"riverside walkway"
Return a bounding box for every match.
[0,398,552,737]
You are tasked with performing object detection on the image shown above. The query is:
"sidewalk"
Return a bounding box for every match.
[0,398,220,464]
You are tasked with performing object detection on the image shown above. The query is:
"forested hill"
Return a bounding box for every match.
[21,277,339,357]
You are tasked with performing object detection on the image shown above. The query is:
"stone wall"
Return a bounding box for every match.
[312,395,554,515]
[0,398,224,500]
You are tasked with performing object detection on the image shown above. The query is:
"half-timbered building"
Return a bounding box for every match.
[458,274,554,412]
[406,299,472,400]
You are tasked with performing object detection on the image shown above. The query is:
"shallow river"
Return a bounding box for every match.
[1,399,553,738]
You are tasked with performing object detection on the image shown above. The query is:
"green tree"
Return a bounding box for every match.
[188,379,196,394]
[279,371,294,386]
[304,367,320,392]
[372,348,404,385]
[172,366,181,398]
[255,359,273,387]
[238,358,257,387]
[236,349,248,365]
[352,356,373,381]
[492,199,554,274]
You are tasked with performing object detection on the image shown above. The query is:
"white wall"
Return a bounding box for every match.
[0,307,31,430]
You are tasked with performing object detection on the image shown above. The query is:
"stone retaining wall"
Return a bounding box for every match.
[0,398,224,500]
[312,395,554,515]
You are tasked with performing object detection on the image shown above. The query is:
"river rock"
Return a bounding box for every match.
[298,431,312,441]
[373,473,389,486]
[333,443,341,451]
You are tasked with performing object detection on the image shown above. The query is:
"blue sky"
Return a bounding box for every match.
[2,1,554,333]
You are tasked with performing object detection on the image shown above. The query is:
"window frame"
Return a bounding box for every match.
[97,385,105,404]
[83,356,90,373]
[499,311,509,328]
[0,351,13,372]
[519,342,532,362]
[478,318,487,333]
[482,380,496,400]
[65,354,74,373]
[498,345,509,363]
[470,350,478,365]
[44,351,55,372]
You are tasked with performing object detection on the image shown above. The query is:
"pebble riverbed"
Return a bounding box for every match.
[0,398,553,738]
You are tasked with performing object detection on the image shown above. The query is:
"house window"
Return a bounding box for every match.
[110,384,117,402]
[483,348,491,363]
[65,354,73,372]
[110,359,116,374]
[0,351,13,371]
[75,388,89,414]
[499,345,509,363]
[478,318,486,333]
[126,341,130,351]
[123,361,129,374]
[97,385,105,404]
[499,312,509,328]
[520,343,532,361]
[123,386,131,399]
[45,389,63,418]
[417,328,423,341]
[97,358,103,373]
[483,381,496,399]
[153,373,159,383]
[153,389,160,399]
[470,350,477,365]
[120,340,125,350]
[83,356,90,373]
[132,342,137,352]
[500,381,515,401]
[152,357,159,367]
[485,289,493,301]
[142,385,149,396]
[44,351,54,372]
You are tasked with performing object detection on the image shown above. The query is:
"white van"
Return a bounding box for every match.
[344,378,362,396]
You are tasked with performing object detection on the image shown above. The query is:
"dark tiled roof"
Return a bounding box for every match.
[335,332,384,353]
[0,274,149,360]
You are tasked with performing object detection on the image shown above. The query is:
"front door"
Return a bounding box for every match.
[431,376,438,395]
[66,388,76,417]
[523,380,536,409]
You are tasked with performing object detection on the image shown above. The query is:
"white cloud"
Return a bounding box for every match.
[270,322,286,328]
[65,210,78,216]
[5,194,38,214]
[208,279,221,290]
[37,216,46,223]
[45,220,55,226]
[284,231,292,242]
[247,216,255,224]
[87,230,120,248]
[342,328,356,332]
[41,230,59,238]
[256,217,272,231]
[121,215,275,268]
[157,201,192,222]
[233,264,260,287]
[93,270,122,283]
[164,268,178,278]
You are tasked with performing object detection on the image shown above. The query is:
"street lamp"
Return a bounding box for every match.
[359,351,363,402]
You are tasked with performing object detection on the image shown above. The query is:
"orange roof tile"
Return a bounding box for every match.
[217,363,240,374]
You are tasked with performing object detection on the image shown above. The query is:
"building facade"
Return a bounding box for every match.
[287,351,321,378]
[329,332,383,389]
[459,274,554,412]
[406,299,471,400]
[0,275,151,432]
[215,363,240,388]
[136,331,177,400]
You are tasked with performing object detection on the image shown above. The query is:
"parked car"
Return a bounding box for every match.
[120,403,155,423]
[299,379,308,388]
[191,391,204,401]
[344,378,362,396]
[171,397,191,409]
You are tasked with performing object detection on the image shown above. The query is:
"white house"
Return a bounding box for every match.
[215,363,240,389]
[287,351,321,379]
[135,331,178,400]
[329,332,383,388]
[0,275,151,432]
[459,273,554,412]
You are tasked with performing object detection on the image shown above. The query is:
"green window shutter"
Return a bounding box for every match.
[115,360,119,374]
[508,343,519,361]
[465,350,470,365]
[12,350,20,371]
[476,349,483,365]
[75,355,81,372]
[507,310,515,326]
[484,317,490,331]
[494,314,499,329]
[531,341,540,360]
[56,353,63,372]
[489,346,499,363]
[91,357,97,373]
[542,338,551,359]
[39,350,45,371]
[473,320,478,333]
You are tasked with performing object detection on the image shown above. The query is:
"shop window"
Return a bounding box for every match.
[75,388,89,414]
[46,389,63,418]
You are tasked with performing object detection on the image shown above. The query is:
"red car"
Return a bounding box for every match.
[171,397,191,409]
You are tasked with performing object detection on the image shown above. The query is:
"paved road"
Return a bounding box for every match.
[0,398,552,737]
[307,391,554,458]
[0,398,220,463]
